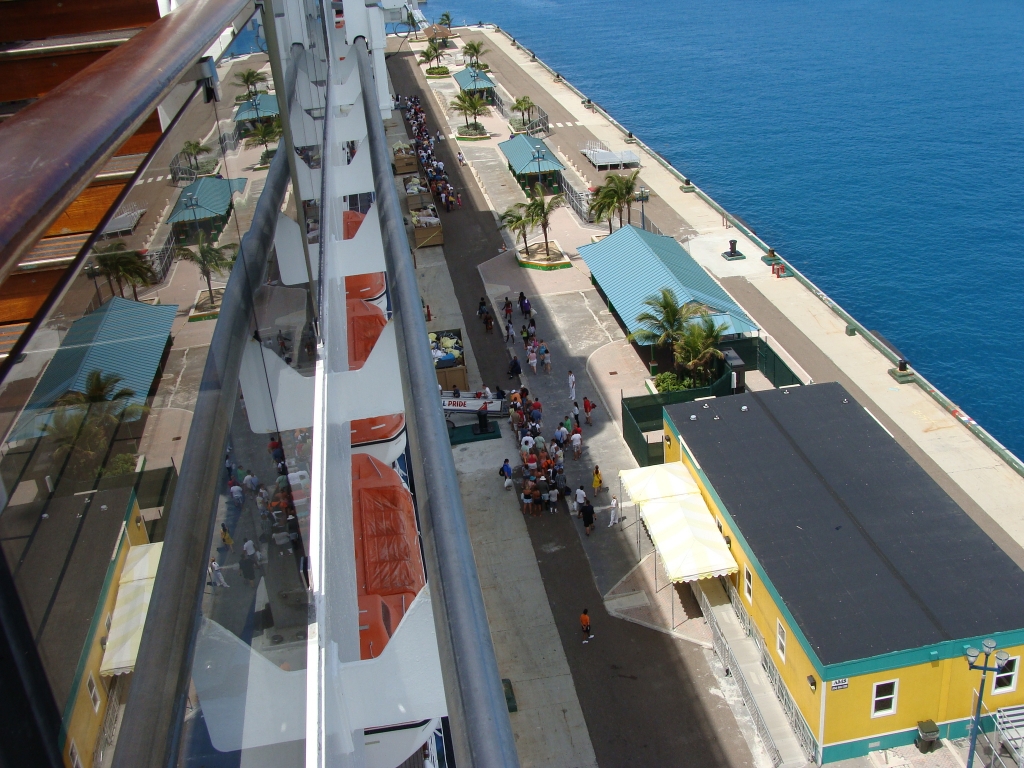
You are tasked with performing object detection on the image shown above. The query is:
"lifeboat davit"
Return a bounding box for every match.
[351,454,425,660]
[347,299,387,370]
[345,272,388,312]
[351,413,407,465]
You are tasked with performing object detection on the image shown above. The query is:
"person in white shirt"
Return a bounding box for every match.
[567,370,576,400]
[570,431,583,459]
[521,434,535,451]
[484,386,493,400]
[209,558,229,588]
[607,496,620,526]
[574,486,587,515]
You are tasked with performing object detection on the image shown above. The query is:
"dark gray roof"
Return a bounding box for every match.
[666,383,1024,666]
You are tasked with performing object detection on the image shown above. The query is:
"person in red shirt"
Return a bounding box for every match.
[583,397,597,425]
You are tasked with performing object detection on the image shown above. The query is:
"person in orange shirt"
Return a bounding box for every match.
[581,609,593,643]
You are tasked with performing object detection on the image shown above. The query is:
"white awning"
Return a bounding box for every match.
[618,463,700,503]
[639,496,738,583]
[99,542,163,676]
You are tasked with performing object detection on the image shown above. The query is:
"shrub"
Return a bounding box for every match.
[653,372,695,392]
[102,453,139,478]
[457,121,488,137]
[425,66,450,75]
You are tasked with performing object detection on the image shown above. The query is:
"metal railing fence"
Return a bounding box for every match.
[697,584,783,768]
[557,169,593,223]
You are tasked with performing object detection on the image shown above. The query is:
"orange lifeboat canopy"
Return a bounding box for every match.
[351,454,425,659]
[345,272,387,305]
[347,299,387,370]
[342,209,365,240]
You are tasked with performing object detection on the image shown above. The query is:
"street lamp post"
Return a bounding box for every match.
[965,639,1010,768]
[532,148,546,193]
[636,186,650,231]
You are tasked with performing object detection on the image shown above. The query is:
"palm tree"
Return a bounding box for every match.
[235,68,268,99]
[245,118,282,152]
[511,95,535,127]
[93,242,156,301]
[439,11,452,30]
[629,288,700,349]
[406,9,419,40]
[674,312,729,385]
[177,232,237,305]
[523,183,564,259]
[43,406,111,480]
[462,40,488,68]
[600,169,641,227]
[451,91,486,128]
[181,140,213,170]
[500,204,531,255]
[419,41,443,69]
[57,369,143,423]
[588,190,616,234]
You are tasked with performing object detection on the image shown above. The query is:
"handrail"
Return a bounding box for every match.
[356,39,521,768]
[0,0,250,285]
[110,150,291,768]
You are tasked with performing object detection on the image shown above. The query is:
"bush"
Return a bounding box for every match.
[457,121,488,137]
[102,453,139,478]
[425,66,450,75]
[653,372,695,392]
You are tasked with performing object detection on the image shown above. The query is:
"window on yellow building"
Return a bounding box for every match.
[872,680,898,717]
[87,671,101,713]
[744,566,753,602]
[69,739,84,768]
[994,658,1019,695]
[776,619,786,662]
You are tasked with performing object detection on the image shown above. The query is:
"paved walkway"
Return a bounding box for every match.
[389,45,763,768]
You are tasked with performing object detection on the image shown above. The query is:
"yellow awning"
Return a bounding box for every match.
[99,542,162,676]
[618,463,700,503]
[639,496,738,583]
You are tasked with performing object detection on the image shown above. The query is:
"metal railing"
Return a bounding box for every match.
[356,38,520,768]
[557,169,593,223]
[726,582,820,764]
[697,585,783,768]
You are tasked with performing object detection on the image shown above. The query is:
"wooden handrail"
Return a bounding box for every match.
[0,0,250,285]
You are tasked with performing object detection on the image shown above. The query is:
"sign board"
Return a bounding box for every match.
[830,678,849,691]
[440,397,505,414]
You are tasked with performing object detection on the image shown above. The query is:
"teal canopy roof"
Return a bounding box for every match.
[12,297,178,440]
[578,226,759,342]
[497,134,564,176]
[453,67,495,92]
[168,177,247,223]
[233,93,279,121]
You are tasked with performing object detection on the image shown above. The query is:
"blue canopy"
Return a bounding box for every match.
[578,226,759,341]
[233,93,279,122]
[168,177,247,223]
[497,134,564,176]
[453,67,495,92]
[12,297,178,440]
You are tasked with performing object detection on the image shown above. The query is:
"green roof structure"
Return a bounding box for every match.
[168,177,247,224]
[12,297,178,440]
[497,134,564,177]
[233,93,279,122]
[453,67,495,92]
[578,225,759,340]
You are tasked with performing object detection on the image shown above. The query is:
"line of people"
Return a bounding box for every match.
[401,94,462,213]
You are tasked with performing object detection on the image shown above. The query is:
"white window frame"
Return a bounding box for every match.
[87,671,101,712]
[871,679,899,718]
[776,619,786,662]
[993,657,1020,695]
[744,566,753,603]
[69,739,84,768]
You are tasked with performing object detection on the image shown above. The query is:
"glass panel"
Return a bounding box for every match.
[0,11,319,767]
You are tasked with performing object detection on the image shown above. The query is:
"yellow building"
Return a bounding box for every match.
[59,488,157,768]
[663,383,1024,763]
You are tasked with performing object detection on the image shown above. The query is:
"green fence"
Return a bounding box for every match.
[620,338,803,466]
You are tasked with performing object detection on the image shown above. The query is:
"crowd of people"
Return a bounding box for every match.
[398,94,462,213]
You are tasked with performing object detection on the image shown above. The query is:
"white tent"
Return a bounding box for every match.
[100,542,163,676]
[639,496,737,582]
[618,463,700,504]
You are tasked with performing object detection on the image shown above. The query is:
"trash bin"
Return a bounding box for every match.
[915,720,940,753]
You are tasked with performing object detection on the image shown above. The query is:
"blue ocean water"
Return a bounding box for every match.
[427,0,1024,458]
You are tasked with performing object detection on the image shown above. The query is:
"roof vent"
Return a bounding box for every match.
[690,415,697,421]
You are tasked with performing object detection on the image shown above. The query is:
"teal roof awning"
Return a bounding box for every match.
[578,226,759,342]
[497,134,565,176]
[12,297,179,441]
[168,177,247,223]
[453,67,495,92]
[233,93,279,122]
